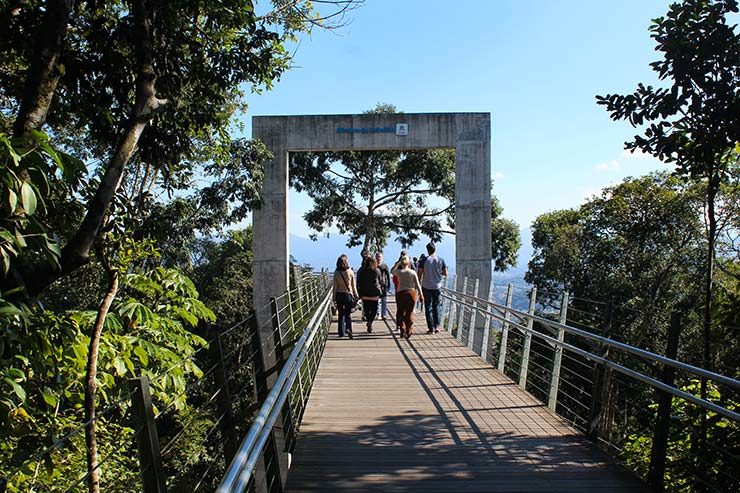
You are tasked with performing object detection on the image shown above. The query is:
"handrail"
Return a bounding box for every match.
[442,287,740,392]
[440,288,740,422]
[217,287,333,493]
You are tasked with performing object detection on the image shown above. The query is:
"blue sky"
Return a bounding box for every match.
[239,0,676,264]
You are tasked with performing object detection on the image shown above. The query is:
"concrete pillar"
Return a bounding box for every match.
[252,122,290,356]
[454,113,491,298]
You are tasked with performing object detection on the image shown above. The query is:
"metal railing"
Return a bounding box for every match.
[439,275,740,492]
[217,279,334,493]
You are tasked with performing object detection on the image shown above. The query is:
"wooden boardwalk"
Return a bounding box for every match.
[287,302,645,492]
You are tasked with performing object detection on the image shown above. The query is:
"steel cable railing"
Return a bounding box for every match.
[217,285,334,493]
[439,276,740,492]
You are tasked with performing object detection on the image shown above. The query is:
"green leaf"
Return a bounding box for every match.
[0,304,24,317]
[134,346,150,366]
[124,356,135,374]
[20,182,37,215]
[4,377,27,402]
[112,357,126,376]
[44,235,61,257]
[7,188,17,213]
[41,390,59,408]
[14,354,30,365]
[14,230,27,249]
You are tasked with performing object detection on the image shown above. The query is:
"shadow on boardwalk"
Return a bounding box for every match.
[287,305,645,492]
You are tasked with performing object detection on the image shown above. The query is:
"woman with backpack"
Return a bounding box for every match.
[356,254,383,333]
[333,254,359,339]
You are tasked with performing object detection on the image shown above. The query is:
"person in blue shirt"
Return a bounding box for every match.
[417,242,448,334]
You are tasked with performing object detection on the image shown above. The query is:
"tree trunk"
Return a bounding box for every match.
[697,174,719,488]
[12,0,76,138]
[362,219,376,255]
[21,0,166,298]
[84,262,119,493]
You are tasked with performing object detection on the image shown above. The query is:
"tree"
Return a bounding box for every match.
[526,173,706,343]
[291,103,521,264]
[0,0,363,300]
[290,104,456,252]
[595,0,740,403]
[490,197,521,272]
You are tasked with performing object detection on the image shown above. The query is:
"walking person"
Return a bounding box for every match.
[375,252,391,321]
[418,242,448,334]
[356,255,383,333]
[415,253,427,311]
[391,255,424,339]
[333,254,359,339]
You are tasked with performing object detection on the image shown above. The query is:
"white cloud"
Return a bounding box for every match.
[594,160,620,171]
[493,171,505,180]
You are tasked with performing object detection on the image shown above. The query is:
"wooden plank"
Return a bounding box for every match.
[286,301,647,492]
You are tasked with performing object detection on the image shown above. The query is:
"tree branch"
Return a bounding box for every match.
[25,0,167,297]
[374,188,446,209]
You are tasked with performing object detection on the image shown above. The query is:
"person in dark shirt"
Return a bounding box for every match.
[356,255,383,333]
[375,252,391,320]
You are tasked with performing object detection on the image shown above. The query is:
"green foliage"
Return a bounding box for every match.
[290,103,456,250]
[596,0,739,182]
[0,0,360,489]
[0,130,84,275]
[192,228,255,329]
[621,381,740,491]
[0,262,213,490]
[490,197,521,272]
[527,173,705,323]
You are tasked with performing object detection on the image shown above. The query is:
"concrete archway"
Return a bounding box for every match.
[252,112,491,345]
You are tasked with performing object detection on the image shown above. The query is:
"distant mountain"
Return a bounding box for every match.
[290,226,534,284]
[289,232,455,271]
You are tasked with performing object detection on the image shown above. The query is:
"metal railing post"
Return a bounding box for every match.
[647,312,681,491]
[248,311,283,493]
[439,275,450,332]
[286,289,296,343]
[588,303,614,443]
[211,333,237,462]
[130,376,166,493]
[480,282,495,362]
[467,278,480,351]
[518,287,537,390]
[270,297,286,371]
[443,274,457,332]
[548,292,569,412]
[456,277,468,341]
[293,266,304,322]
[497,283,514,372]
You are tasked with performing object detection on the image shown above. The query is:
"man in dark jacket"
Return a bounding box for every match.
[357,255,383,332]
[375,252,391,320]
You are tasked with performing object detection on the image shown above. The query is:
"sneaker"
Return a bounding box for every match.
[381,316,386,320]
[426,329,434,334]
[348,330,353,339]
[434,328,440,334]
